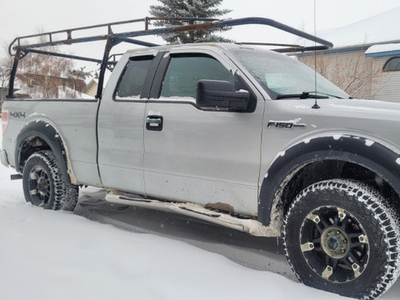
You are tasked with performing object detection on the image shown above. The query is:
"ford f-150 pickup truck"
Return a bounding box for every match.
[2,17,400,299]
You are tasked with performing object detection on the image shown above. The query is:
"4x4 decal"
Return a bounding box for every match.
[9,111,26,119]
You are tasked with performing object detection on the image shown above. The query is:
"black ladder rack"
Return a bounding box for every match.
[8,16,333,99]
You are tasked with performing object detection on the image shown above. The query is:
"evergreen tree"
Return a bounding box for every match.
[149,0,232,44]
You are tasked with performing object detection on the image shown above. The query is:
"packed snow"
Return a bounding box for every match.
[1,129,400,299]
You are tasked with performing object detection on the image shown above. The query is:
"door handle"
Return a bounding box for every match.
[146,115,163,131]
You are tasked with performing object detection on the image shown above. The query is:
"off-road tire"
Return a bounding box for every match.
[283,179,400,299]
[22,151,78,211]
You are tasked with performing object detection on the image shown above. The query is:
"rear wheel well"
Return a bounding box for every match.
[281,160,400,219]
[17,136,52,172]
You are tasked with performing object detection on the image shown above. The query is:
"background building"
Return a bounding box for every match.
[298,7,400,102]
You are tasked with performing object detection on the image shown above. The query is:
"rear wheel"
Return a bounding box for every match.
[283,179,400,299]
[22,151,78,211]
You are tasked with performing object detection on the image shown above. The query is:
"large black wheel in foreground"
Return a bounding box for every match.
[283,179,400,299]
[22,151,78,211]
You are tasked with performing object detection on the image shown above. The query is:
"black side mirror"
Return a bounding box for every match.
[196,80,250,111]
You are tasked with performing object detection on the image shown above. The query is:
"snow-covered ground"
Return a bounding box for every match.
[1,129,400,299]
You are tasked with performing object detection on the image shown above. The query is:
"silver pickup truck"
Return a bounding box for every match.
[2,17,400,299]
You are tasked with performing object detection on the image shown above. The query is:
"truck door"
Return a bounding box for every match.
[97,53,161,194]
[143,52,264,216]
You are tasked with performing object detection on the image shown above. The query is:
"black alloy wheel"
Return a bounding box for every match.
[283,179,400,299]
[22,151,78,211]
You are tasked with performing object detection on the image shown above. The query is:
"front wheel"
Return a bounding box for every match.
[22,151,78,211]
[283,179,400,299]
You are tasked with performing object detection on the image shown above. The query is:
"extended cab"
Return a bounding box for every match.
[2,17,400,299]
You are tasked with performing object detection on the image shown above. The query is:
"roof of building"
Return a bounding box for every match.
[318,7,400,48]
[365,43,400,57]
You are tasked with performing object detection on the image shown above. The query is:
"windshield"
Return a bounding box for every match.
[228,47,349,100]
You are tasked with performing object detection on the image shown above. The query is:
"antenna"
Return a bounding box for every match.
[312,0,320,109]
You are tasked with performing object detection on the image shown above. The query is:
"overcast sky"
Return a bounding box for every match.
[1,0,399,58]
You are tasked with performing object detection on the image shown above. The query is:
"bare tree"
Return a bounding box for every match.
[300,50,384,99]
[0,42,14,111]
[1,33,88,99]
[0,58,13,89]
[15,45,87,99]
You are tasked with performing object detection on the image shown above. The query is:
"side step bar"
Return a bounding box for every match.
[105,192,279,237]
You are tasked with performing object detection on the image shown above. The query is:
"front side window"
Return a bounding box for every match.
[115,57,153,99]
[160,55,234,99]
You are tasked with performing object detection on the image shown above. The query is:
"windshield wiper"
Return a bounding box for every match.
[276,92,329,100]
[306,91,344,99]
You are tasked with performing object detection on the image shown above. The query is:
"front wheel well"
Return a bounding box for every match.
[280,160,400,220]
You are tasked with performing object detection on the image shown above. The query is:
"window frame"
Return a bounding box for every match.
[113,53,163,102]
[382,57,400,72]
[158,53,235,100]
[150,52,237,100]
[147,50,258,113]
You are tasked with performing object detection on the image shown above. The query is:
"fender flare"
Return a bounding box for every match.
[15,120,75,184]
[259,135,400,227]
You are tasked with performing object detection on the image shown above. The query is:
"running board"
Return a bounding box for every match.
[105,192,279,237]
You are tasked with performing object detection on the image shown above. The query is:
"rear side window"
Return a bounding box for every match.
[115,57,153,99]
[160,55,233,99]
